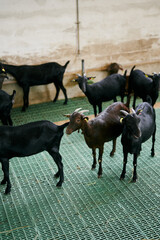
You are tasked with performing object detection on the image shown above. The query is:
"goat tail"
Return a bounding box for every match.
[123,69,127,77]
[128,65,136,91]
[12,89,16,96]
[63,60,70,69]
[125,66,136,108]
[130,65,136,76]
[58,121,69,131]
[10,90,16,103]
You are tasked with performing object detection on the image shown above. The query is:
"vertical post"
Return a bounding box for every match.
[76,0,80,54]
[82,59,85,76]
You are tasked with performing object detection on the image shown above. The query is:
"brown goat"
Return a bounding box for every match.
[106,62,123,75]
[65,102,129,178]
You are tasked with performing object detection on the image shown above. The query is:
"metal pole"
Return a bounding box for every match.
[82,59,85,76]
[76,0,80,54]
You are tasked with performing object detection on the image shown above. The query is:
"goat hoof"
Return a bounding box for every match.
[98,175,102,178]
[1,180,6,185]
[5,188,11,195]
[120,176,125,180]
[110,152,114,157]
[91,165,96,170]
[54,173,60,178]
[56,181,62,188]
[132,178,137,183]
[151,152,155,157]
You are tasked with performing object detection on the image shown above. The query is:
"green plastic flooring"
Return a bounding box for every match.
[0,97,160,240]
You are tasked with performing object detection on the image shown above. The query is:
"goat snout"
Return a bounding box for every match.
[133,128,141,139]
[66,127,73,135]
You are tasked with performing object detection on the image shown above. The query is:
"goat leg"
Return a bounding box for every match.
[1,117,8,125]
[132,94,137,109]
[113,97,117,102]
[60,85,68,105]
[120,151,128,180]
[93,105,97,117]
[1,159,11,194]
[126,94,131,108]
[7,116,13,126]
[22,86,29,112]
[132,153,138,182]
[98,103,102,114]
[53,83,60,103]
[91,148,96,169]
[110,139,116,156]
[54,171,60,178]
[97,146,103,178]
[53,82,68,105]
[49,150,64,187]
[151,127,156,157]
[121,92,125,103]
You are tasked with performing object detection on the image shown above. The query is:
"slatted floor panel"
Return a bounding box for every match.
[0,97,160,240]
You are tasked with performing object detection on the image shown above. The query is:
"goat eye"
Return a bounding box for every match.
[76,119,80,123]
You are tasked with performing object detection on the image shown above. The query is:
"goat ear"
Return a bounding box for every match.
[120,117,124,124]
[63,114,71,118]
[87,77,94,84]
[2,67,5,73]
[83,116,89,121]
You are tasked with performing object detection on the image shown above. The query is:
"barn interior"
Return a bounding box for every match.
[0,1,160,239]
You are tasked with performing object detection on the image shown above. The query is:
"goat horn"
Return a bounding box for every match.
[120,110,129,116]
[63,114,71,118]
[130,108,136,114]
[74,108,82,112]
[79,110,89,114]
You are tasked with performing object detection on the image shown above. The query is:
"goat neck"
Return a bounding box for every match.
[1,64,18,78]
[81,117,92,136]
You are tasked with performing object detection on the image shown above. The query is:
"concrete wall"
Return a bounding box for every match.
[1,0,160,107]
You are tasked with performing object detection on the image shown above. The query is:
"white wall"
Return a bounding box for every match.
[1,0,160,107]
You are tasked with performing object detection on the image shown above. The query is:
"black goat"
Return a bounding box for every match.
[120,102,156,182]
[0,65,16,125]
[0,89,16,126]
[0,64,8,89]
[128,66,160,108]
[1,60,70,111]
[65,102,129,178]
[0,121,69,194]
[74,71,127,116]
